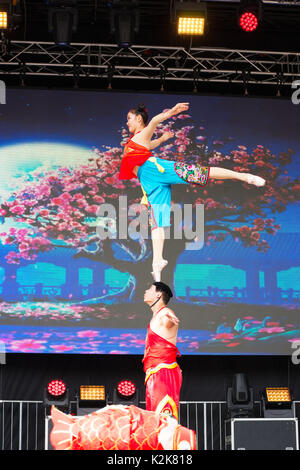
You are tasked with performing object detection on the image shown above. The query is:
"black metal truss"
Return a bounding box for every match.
[0,40,299,87]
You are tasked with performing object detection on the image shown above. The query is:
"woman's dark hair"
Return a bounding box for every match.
[153,282,173,305]
[129,103,148,125]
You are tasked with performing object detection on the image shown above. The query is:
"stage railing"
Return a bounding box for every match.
[1,399,300,450]
[0,400,45,450]
[179,401,227,450]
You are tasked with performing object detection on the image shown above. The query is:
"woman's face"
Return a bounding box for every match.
[126,112,141,134]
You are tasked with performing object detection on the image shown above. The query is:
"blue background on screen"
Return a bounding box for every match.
[0,89,299,354]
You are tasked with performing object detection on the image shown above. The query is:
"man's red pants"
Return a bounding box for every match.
[145,365,182,420]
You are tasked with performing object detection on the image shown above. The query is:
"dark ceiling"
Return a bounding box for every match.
[7,0,300,52]
[2,1,300,95]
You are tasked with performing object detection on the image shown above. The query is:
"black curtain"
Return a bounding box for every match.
[1,353,297,403]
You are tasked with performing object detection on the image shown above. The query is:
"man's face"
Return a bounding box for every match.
[144,285,160,304]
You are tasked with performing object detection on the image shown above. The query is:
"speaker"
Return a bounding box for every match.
[225,418,299,450]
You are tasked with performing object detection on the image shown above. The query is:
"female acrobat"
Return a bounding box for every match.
[119,103,265,281]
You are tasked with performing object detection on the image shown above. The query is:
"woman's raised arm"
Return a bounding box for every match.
[132,103,189,147]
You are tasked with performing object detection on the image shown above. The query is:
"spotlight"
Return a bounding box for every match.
[0,0,22,31]
[262,387,295,418]
[178,16,205,35]
[109,0,140,48]
[48,1,78,46]
[117,379,136,399]
[0,11,7,29]
[79,385,106,405]
[43,379,69,412]
[48,379,67,397]
[238,0,262,32]
[173,1,207,36]
[226,373,254,418]
[239,12,258,32]
[77,385,107,415]
[113,379,139,405]
[0,0,11,30]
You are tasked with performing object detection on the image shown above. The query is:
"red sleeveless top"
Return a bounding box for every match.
[142,307,180,372]
[119,138,152,180]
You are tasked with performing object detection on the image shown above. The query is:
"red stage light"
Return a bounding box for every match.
[47,379,67,397]
[117,380,136,399]
[239,11,258,32]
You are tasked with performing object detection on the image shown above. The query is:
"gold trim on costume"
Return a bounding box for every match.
[149,157,165,173]
[141,185,148,205]
[145,362,179,383]
[155,394,179,421]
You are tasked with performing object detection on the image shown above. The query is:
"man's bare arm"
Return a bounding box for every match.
[161,309,180,329]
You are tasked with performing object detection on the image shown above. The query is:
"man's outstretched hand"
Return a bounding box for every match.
[164,310,180,326]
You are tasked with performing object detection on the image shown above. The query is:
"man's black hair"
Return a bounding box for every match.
[153,282,173,305]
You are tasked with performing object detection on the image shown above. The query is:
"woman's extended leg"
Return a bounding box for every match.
[209,167,265,186]
[141,158,266,281]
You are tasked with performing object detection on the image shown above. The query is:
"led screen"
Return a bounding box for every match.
[0,88,299,355]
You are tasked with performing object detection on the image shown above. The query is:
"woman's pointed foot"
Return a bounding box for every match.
[151,259,168,282]
[246,174,266,187]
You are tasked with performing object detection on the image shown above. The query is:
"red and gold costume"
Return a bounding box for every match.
[119,138,152,180]
[119,137,210,227]
[50,405,196,450]
[143,307,182,420]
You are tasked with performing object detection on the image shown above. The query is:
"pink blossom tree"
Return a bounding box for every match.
[0,113,299,301]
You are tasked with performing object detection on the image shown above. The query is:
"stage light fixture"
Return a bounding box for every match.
[109,0,140,48]
[239,11,258,32]
[178,17,205,35]
[48,378,67,397]
[0,0,11,30]
[113,379,139,405]
[226,373,254,418]
[117,379,136,399]
[238,0,262,32]
[0,11,7,29]
[262,387,295,418]
[48,1,78,46]
[76,385,107,415]
[43,378,69,412]
[174,1,207,36]
[266,387,291,403]
[0,0,23,31]
[79,385,106,404]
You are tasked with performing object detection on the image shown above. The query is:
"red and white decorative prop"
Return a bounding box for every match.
[50,404,197,450]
